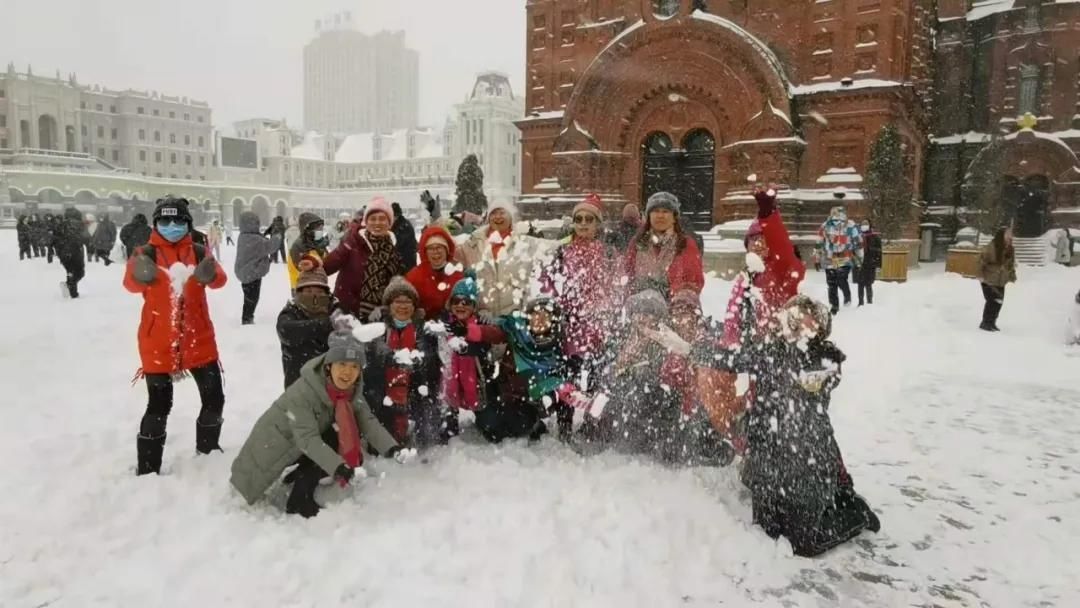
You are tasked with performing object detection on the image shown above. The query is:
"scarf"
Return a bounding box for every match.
[633,231,678,287]
[444,320,481,410]
[295,291,332,318]
[490,228,512,260]
[498,315,565,400]
[357,233,399,308]
[326,380,362,478]
[385,323,418,406]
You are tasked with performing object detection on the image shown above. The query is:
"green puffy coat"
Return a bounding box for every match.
[230,354,399,505]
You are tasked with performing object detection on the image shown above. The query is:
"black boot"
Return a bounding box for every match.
[137,433,166,475]
[195,419,223,454]
[285,461,324,518]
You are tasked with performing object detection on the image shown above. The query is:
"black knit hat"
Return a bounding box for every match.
[152,196,193,225]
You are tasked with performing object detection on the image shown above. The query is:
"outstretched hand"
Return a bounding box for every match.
[753,184,778,218]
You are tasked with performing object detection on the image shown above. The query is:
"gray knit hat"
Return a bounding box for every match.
[626,289,668,318]
[645,191,680,216]
[325,330,366,365]
[382,276,419,306]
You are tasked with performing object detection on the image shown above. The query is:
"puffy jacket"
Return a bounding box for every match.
[287,212,328,288]
[234,211,282,284]
[120,215,152,258]
[362,316,441,417]
[276,300,336,389]
[622,230,705,299]
[540,237,620,358]
[322,226,404,318]
[92,218,117,251]
[977,242,1016,288]
[54,209,89,260]
[818,209,862,269]
[457,225,554,316]
[229,354,399,505]
[122,231,228,375]
[405,225,465,320]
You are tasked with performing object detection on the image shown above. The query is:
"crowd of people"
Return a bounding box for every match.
[16,210,134,298]
[100,188,881,558]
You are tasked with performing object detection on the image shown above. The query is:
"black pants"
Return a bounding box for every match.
[19,242,31,260]
[981,282,1005,327]
[475,401,545,444]
[94,248,114,266]
[857,268,875,305]
[241,279,262,324]
[825,267,852,311]
[271,241,285,263]
[46,244,55,263]
[140,362,225,438]
[59,256,85,298]
[286,428,339,518]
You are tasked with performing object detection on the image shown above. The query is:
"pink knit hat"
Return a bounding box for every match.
[364,197,393,223]
[572,193,604,222]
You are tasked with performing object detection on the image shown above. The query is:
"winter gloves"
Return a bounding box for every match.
[193,256,218,285]
[132,254,159,285]
[333,463,354,485]
[754,186,778,219]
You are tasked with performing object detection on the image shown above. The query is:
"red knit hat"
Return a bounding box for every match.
[572,193,604,222]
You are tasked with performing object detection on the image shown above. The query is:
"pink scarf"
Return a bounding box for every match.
[326,381,362,476]
[444,320,481,410]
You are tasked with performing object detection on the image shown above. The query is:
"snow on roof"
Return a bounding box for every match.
[418,139,444,159]
[817,168,864,184]
[291,131,325,160]
[721,136,807,149]
[381,129,410,161]
[931,131,992,145]
[518,110,565,123]
[967,0,1015,21]
[791,79,905,96]
[336,133,374,163]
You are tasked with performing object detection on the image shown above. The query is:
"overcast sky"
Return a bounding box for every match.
[3,0,526,132]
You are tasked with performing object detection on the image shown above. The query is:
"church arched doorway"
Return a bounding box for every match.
[1004,174,1050,238]
[641,129,715,231]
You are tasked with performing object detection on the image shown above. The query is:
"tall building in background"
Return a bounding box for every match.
[303,13,419,134]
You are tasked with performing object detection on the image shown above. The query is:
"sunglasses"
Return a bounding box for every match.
[450,297,475,306]
[573,215,598,225]
[156,218,186,226]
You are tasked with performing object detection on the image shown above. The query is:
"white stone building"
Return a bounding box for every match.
[447,71,526,204]
[303,14,419,134]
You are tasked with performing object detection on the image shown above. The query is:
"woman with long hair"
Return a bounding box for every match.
[622,191,705,299]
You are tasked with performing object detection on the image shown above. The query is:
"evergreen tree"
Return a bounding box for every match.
[863,124,914,242]
[961,134,1009,246]
[454,154,488,216]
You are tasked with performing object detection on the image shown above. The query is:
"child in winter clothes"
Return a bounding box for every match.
[692,295,879,557]
[439,274,499,440]
[234,211,283,325]
[124,197,228,476]
[287,212,329,289]
[277,268,339,389]
[230,331,405,518]
[363,277,442,448]
[405,224,465,320]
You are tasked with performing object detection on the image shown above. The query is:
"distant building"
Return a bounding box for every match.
[0,63,214,180]
[303,14,419,134]
[233,117,298,161]
[447,72,526,204]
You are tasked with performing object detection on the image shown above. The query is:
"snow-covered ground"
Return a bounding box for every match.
[1,233,1078,607]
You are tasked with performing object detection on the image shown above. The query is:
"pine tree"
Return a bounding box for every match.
[863,124,914,242]
[961,134,1009,246]
[454,154,488,215]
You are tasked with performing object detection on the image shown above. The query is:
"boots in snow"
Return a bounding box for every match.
[195,419,223,454]
[285,461,325,518]
[137,433,166,475]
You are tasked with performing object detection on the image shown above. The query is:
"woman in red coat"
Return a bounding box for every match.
[405,224,464,320]
[623,191,705,300]
[123,197,228,476]
[322,197,405,321]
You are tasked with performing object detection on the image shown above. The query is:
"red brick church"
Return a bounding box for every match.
[516,0,1080,241]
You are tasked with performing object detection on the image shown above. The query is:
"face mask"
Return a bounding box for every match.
[392,318,410,329]
[312,229,326,241]
[296,292,331,317]
[157,222,189,243]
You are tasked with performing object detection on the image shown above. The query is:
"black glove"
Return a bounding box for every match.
[131,254,158,285]
[753,186,777,219]
[450,321,468,338]
[193,256,217,285]
[333,463,354,484]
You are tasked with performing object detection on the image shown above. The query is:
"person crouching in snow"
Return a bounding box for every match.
[692,295,879,557]
[124,197,228,475]
[405,224,464,320]
[363,277,442,449]
[440,273,499,441]
[230,331,407,518]
[277,267,340,389]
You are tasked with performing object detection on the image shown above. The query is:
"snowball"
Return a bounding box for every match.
[746,173,758,183]
[393,349,425,365]
[443,262,462,274]
[448,337,467,352]
[383,397,394,406]
[588,393,609,419]
[769,416,778,433]
[745,252,766,273]
[437,282,449,292]
[424,320,448,335]
[541,395,553,407]
[167,262,193,296]
[734,373,751,397]
[352,322,386,343]
[418,385,429,396]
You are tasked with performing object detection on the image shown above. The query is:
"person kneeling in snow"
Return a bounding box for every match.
[439,273,501,441]
[692,295,879,557]
[230,331,408,518]
[277,267,340,389]
[124,197,228,476]
[363,277,442,449]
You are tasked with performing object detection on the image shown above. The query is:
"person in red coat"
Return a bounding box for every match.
[623,191,705,300]
[123,197,228,476]
[322,197,405,321]
[405,224,464,320]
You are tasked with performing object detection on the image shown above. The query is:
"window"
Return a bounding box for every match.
[197,136,204,147]
[0,115,5,128]
[1024,5,1041,30]
[199,156,205,166]
[80,102,87,109]
[110,105,116,113]
[561,28,574,46]
[1,138,7,148]
[184,135,190,146]
[169,133,176,144]
[155,151,162,162]
[155,172,162,178]
[97,126,105,138]
[169,111,175,119]
[185,154,191,165]
[170,152,177,164]
[111,128,118,140]
[95,104,103,112]
[532,14,545,30]
[137,106,145,115]
[154,131,161,142]
[97,147,105,157]
[184,113,190,121]
[152,109,159,116]
[112,150,119,161]
[1019,64,1040,115]
[138,129,146,141]
[561,10,574,25]
[197,116,204,123]
[139,150,146,161]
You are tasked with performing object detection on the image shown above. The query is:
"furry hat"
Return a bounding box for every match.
[487,200,520,222]
[645,191,680,216]
[382,276,420,306]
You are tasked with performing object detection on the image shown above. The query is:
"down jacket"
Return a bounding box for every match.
[405,225,465,320]
[287,212,328,288]
[234,211,282,284]
[122,231,228,375]
[230,355,399,505]
[323,226,405,319]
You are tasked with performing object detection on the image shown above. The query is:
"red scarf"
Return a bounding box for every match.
[491,228,512,260]
[385,323,418,406]
[326,380,362,478]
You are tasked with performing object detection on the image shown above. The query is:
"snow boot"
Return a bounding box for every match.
[137,433,166,476]
[979,322,995,332]
[836,488,881,533]
[195,419,223,454]
[285,461,324,518]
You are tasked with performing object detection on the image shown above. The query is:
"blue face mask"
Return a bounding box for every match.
[157,221,189,243]
[392,319,410,329]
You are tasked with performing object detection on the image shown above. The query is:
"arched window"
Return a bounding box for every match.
[682,129,715,154]
[652,0,680,18]
[643,132,673,155]
[1018,64,1040,115]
